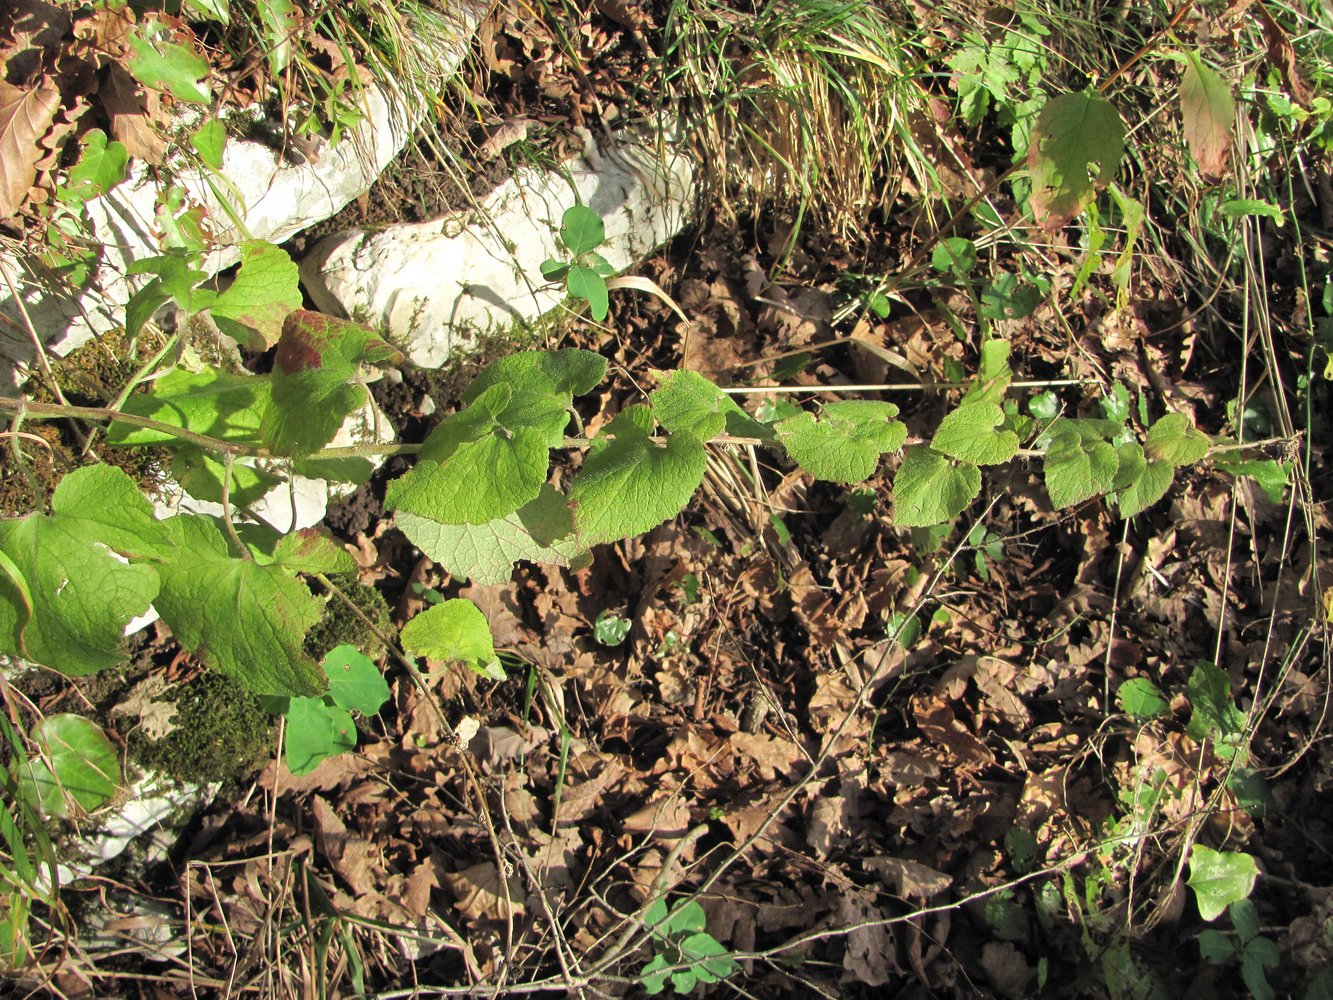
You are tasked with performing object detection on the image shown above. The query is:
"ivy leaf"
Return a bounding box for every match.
[1186,660,1247,743]
[322,645,390,714]
[107,366,271,447]
[1044,429,1118,508]
[559,205,605,255]
[272,528,357,575]
[400,599,501,678]
[60,129,128,204]
[1113,441,1175,517]
[396,485,587,585]
[154,514,326,696]
[1188,846,1258,922]
[207,241,302,350]
[931,400,1019,466]
[1181,51,1234,180]
[569,408,708,546]
[1026,91,1125,230]
[127,24,211,104]
[567,265,609,321]
[1117,677,1170,720]
[651,369,768,441]
[283,697,356,775]
[19,715,119,817]
[775,401,906,483]
[261,310,401,458]
[0,510,159,676]
[386,383,551,525]
[1143,412,1210,466]
[892,446,982,527]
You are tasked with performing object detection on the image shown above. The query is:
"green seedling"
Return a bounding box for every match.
[278,645,390,775]
[541,205,617,321]
[639,898,740,995]
[594,610,632,646]
[1198,899,1279,1000]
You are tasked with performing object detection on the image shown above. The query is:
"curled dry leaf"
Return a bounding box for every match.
[864,856,952,900]
[0,77,61,217]
[444,862,527,921]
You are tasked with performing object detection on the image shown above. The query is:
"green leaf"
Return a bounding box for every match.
[1188,846,1258,922]
[1029,391,1061,421]
[681,932,740,982]
[569,409,708,546]
[640,954,669,994]
[892,446,981,527]
[567,266,609,321]
[1181,52,1234,178]
[1213,457,1287,504]
[284,697,356,775]
[50,464,172,559]
[1197,929,1235,965]
[396,485,588,586]
[1221,199,1284,224]
[107,366,271,447]
[671,968,697,994]
[208,241,302,351]
[559,205,605,255]
[190,117,226,169]
[293,455,376,486]
[1026,91,1125,230]
[464,349,607,434]
[257,0,296,75]
[1117,677,1170,720]
[651,369,768,441]
[0,509,159,676]
[154,514,326,696]
[540,258,570,281]
[61,129,128,203]
[1144,412,1210,466]
[261,310,401,458]
[400,598,501,679]
[1230,898,1261,944]
[594,610,631,646]
[386,384,551,525]
[183,0,229,23]
[931,401,1019,466]
[775,400,906,483]
[273,528,357,575]
[1186,660,1247,743]
[20,715,119,817]
[322,645,390,714]
[1044,430,1118,507]
[171,445,281,507]
[931,237,978,277]
[1242,936,1279,1000]
[127,24,211,103]
[1113,441,1175,517]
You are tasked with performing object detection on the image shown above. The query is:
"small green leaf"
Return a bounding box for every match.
[21,715,119,817]
[400,599,501,679]
[61,130,128,203]
[396,485,588,585]
[1242,937,1279,1000]
[567,265,609,321]
[775,400,906,483]
[1230,898,1261,944]
[1044,430,1118,508]
[1113,441,1175,517]
[1221,199,1284,224]
[272,528,357,575]
[1213,457,1287,504]
[1186,660,1247,743]
[1188,846,1258,922]
[931,236,978,277]
[569,410,708,546]
[640,954,669,994]
[127,24,211,103]
[540,258,570,281]
[322,645,390,714]
[257,0,296,75]
[208,241,302,351]
[892,446,981,527]
[1026,91,1125,230]
[1029,391,1061,420]
[594,610,631,646]
[651,369,768,441]
[1198,929,1235,965]
[284,697,356,775]
[681,932,740,982]
[1144,412,1210,466]
[559,205,605,256]
[190,118,226,169]
[1117,677,1170,720]
[932,400,1019,466]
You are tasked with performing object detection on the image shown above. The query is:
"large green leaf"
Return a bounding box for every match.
[127,24,210,104]
[1188,846,1258,921]
[261,310,402,458]
[400,599,501,678]
[20,715,119,818]
[892,446,981,527]
[153,514,325,696]
[1044,429,1118,508]
[396,485,587,585]
[1113,441,1175,517]
[386,383,552,525]
[207,242,302,350]
[775,400,906,483]
[272,528,357,575]
[650,369,768,441]
[1027,91,1125,230]
[931,400,1019,466]
[465,349,607,409]
[107,367,271,447]
[569,407,708,546]
[50,465,172,559]
[61,129,128,204]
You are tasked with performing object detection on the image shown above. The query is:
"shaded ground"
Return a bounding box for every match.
[4,1,1332,998]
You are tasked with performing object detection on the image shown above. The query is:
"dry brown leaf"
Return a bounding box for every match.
[403,857,440,918]
[980,941,1033,995]
[0,78,60,217]
[100,63,166,162]
[1180,54,1235,180]
[836,891,896,986]
[622,793,691,839]
[444,862,526,921]
[864,856,952,900]
[731,732,805,781]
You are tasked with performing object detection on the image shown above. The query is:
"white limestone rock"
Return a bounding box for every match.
[301,132,696,368]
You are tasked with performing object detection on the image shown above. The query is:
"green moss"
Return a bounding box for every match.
[124,673,275,785]
[303,574,394,661]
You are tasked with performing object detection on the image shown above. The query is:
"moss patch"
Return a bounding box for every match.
[304,573,395,662]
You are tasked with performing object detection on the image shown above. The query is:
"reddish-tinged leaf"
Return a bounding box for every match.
[1255,6,1313,106]
[0,79,61,217]
[1181,52,1234,180]
[1026,92,1125,232]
